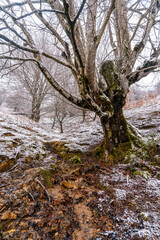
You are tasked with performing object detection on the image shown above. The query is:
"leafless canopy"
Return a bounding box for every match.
[0,0,159,118]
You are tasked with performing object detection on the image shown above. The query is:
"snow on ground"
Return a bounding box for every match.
[0,95,159,162]
[0,94,159,160]
[124,95,160,137]
[0,107,104,157]
[0,108,49,161]
[98,164,160,240]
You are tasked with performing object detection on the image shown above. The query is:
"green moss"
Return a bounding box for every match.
[93,143,104,159]
[99,60,116,88]
[130,201,136,207]
[143,138,160,166]
[156,173,160,179]
[70,155,82,164]
[50,164,57,171]
[40,167,56,187]
[44,141,85,160]
[110,142,132,163]
[130,168,150,179]
[133,41,144,52]
[44,141,70,159]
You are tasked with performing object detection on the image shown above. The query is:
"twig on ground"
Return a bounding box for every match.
[27,190,35,202]
[35,177,51,203]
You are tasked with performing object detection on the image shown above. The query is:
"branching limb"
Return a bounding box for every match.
[129,7,151,43]
[131,0,160,66]
[36,61,89,109]
[16,9,65,21]
[0,34,78,73]
[0,6,35,48]
[151,42,160,58]
[114,0,131,59]
[62,0,84,68]
[128,59,160,85]
[2,1,46,9]
[108,21,117,58]
[73,0,86,25]
[26,0,71,60]
[0,54,88,110]
[96,0,116,48]
[0,17,28,44]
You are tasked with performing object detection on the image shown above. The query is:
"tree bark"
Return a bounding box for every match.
[100,109,130,153]
[59,121,63,133]
[31,100,41,122]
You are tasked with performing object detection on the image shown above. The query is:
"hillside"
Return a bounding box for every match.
[0,99,160,240]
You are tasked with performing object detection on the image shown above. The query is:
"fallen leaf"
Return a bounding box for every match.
[1,210,11,220]
[60,180,75,189]
[1,210,17,220]
[10,212,17,219]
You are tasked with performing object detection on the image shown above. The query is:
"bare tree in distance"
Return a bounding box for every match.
[9,61,52,122]
[0,0,160,159]
[5,89,30,113]
[51,98,68,133]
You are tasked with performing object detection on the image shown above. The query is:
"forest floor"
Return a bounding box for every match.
[0,97,160,240]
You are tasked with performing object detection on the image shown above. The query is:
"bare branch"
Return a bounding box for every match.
[131,0,160,65]
[62,0,84,68]
[16,9,64,21]
[128,59,160,85]
[73,0,86,25]
[35,177,51,203]
[26,0,68,51]
[129,7,150,43]
[96,0,116,48]
[2,1,46,9]
[0,33,77,73]
[0,18,28,44]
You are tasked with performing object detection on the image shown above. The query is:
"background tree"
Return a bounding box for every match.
[51,97,68,133]
[0,0,159,158]
[10,62,52,122]
[0,84,6,106]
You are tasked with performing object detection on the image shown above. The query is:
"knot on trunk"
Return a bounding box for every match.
[99,60,115,81]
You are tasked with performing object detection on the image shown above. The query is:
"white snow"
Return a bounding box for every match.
[114,189,126,200]
[147,178,160,196]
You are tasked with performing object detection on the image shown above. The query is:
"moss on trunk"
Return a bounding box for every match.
[100,110,143,164]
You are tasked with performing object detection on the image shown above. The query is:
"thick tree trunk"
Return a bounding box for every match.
[100,108,131,154]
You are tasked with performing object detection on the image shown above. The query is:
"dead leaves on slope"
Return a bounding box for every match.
[0,159,105,240]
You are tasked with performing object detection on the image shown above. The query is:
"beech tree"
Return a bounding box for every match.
[0,0,160,158]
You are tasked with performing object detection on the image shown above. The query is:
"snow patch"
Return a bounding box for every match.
[114,189,126,200]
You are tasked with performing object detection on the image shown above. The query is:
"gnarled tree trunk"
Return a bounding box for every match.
[98,60,135,157]
[100,109,130,153]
